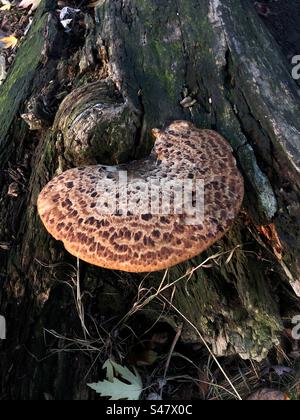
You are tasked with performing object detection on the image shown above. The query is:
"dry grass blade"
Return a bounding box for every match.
[159,295,243,400]
[76,258,90,339]
[0,35,18,49]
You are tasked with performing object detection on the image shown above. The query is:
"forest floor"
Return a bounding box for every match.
[0,0,300,401]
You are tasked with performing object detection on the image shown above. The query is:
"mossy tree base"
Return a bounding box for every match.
[0,0,299,399]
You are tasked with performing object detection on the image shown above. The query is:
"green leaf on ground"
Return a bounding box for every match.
[88,359,143,400]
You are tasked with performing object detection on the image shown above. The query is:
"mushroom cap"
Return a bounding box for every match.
[38,121,244,272]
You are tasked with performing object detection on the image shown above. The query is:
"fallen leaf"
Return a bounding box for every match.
[59,7,81,32]
[0,4,11,10]
[87,359,143,400]
[0,35,18,49]
[19,0,41,12]
[247,388,290,401]
[0,0,12,10]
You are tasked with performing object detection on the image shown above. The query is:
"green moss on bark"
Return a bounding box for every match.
[0,13,48,156]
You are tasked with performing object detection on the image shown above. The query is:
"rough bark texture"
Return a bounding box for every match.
[0,0,300,400]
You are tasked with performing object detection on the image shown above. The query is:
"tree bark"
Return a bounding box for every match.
[0,0,300,400]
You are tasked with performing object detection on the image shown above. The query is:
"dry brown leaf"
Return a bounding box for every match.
[0,35,18,49]
[87,359,143,401]
[247,388,290,401]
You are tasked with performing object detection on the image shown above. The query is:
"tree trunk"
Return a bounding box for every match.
[0,0,300,400]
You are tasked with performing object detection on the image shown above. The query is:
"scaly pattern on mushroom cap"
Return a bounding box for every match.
[38,121,244,272]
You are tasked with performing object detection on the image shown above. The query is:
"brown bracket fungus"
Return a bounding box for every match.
[37,121,244,273]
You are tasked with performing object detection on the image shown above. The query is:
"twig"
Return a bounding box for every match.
[113,246,241,332]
